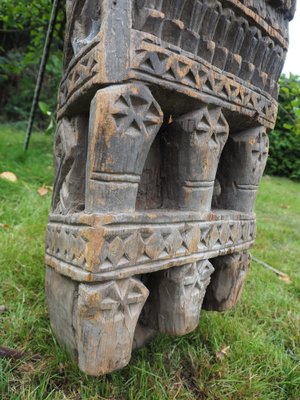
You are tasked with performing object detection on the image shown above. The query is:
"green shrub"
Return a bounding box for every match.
[1,52,62,125]
[266,74,300,181]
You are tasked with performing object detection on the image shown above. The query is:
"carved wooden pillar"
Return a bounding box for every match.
[75,277,148,375]
[45,0,295,375]
[52,116,88,214]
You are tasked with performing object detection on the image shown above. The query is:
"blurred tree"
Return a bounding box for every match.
[266,74,300,180]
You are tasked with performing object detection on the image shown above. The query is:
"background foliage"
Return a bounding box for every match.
[266,74,300,181]
[0,0,64,124]
[0,2,300,180]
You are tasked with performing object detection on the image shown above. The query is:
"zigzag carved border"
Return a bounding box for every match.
[130,31,278,127]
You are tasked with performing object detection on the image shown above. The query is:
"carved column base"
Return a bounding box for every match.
[203,251,251,311]
[46,267,149,375]
[143,260,214,336]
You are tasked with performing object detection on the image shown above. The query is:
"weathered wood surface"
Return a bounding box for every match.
[45,0,295,375]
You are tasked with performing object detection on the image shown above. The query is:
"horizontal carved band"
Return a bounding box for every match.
[90,172,141,184]
[45,210,256,282]
[133,1,287,91]
[57,32,278,129]
[183,180,215,188]
[58,39,101,114]
[134,0,289,47]
[130,31,278,127]
[235,184,259,191]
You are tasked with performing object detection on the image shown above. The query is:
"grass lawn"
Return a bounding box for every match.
[0,124,299,400]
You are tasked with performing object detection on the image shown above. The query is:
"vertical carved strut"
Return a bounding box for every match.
[149,260,215,335]
[52,116,88,214]
[163,106,229,212]
[160,260,214,335]
[215,126,269,213]
[86,83,163,212]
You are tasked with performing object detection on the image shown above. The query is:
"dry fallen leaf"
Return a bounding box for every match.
[0,305,8,314]
[0,171,17,183]
[216,345,230,360]
[0,223,9,229]
[37,186,48,196]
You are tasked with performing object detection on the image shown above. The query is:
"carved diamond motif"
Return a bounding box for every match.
[124,233,145,262]
[219,224,230,245]
[182,226,200,252]
[209,225,220,247]
[144,232,165,259]
[164,229,183,256]
[229,223,242,243]
[199,227,210,249]
[107,236,125,265]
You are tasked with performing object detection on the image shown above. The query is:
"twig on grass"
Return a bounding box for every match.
[0,347,25,360]
[252,256,291,283]
[0,347,41,361]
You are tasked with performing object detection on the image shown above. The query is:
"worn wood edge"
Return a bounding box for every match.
[56,30,278,128]
[47,209,256,227]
